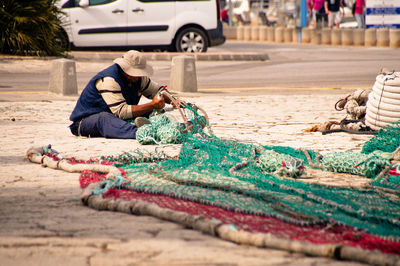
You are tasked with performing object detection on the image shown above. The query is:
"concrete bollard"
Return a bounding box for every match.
[390,28,400,48]
[169,55,197,93]
[267,26,275,42]
[365,28,377,46]
[321,28,331,45]
[302,28,312,43]
[311,30,321,45]
[275,27,284,43]
[237,26,245,40]
[222,25,237,40]
[331,28,342,45]
[353,29,365,46]
[243,26,251,41]
[251,26,260,41]
[377,28,390,47]
[365,28,376,46]
[48,59,78,95]
[284,28,293,43]
[341,28,353,46]
[292,28,299,43]
[259,26,268,41]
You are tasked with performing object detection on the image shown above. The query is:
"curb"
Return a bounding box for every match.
[71,51,269,61]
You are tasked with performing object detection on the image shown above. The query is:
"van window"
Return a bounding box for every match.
[89,0,115,5]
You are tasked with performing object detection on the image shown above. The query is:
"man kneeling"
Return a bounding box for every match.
[69,50,173,139]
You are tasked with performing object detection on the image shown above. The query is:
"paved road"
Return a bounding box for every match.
[1,41,398,265]
[0,41,399,96]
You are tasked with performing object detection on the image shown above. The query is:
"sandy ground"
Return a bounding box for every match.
[0,88,375,265]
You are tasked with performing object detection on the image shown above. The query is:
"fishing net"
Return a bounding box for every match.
[86,106,399,247]
[27,105,400,262]
[362,120,400,154]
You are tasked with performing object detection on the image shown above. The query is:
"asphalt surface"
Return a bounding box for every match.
[1,41,399,100]
[0,41,399,265]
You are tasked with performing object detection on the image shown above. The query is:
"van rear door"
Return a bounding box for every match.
[127,0,176,46]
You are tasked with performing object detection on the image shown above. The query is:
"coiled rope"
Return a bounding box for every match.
[366,70,400,131]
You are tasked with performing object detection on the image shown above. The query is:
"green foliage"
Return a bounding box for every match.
[0,0,65,56]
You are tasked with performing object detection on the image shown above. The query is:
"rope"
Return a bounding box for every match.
[26,146,120,179]
[366,71,400,130]
[82,194,400,266]
[322,119,376,135]
[298,148,325,169]
[228,160,249,177]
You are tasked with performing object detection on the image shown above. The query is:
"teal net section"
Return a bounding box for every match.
[96,105,400,241]
[321,151,391,178]
[100,148,399,239]
[362,121,400,154]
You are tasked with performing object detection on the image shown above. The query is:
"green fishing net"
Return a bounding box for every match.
[362,121,400,154]
[321,151,391,178]
[104,105,400,239]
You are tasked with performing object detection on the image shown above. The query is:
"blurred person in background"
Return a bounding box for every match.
[308,0,325,28]
[324,0,344,28]
[353,0,365,28]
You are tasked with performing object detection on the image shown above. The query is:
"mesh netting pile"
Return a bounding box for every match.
[31,106,400,258]
[73,107,400,255]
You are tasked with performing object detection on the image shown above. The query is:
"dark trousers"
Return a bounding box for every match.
[70,112,138,139]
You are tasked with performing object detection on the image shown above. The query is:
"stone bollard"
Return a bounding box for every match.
[377,28,390,47]
[259,26,268,41]
[243,26,251,41]
[169,55,197,93]
[284,28,293,43]
[251,26,260,41]
[341,28,353,45]
[365,28,377,46]
[301,28,312,43]
[353,29,365,46]
[321,28,331,45]
[222,25,237,40]
[390,28,400,48]
[310,30,321,45]
[267,26,275,42]
[292,28,299,43]
[365,28,376,46]
[48,59,78,95]
[331,28,342,45]
[275,27,284,43]
[237,26,245,40]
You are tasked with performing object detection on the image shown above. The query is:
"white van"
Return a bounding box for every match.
[57,0,225,52]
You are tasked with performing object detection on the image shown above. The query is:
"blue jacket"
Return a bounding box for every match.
[69,64,142,122]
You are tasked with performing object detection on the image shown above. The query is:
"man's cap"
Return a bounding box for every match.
[113,50,153,77]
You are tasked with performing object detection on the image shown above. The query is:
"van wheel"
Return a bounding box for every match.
[55,29,70,51]
[175,28,208,53]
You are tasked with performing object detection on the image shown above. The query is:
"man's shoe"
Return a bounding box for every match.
[134,117,151,128]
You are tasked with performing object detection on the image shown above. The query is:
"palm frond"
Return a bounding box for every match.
[0,0,65,56]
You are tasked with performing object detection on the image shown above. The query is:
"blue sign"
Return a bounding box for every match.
[366,2,400,29]
[366,7,400,15]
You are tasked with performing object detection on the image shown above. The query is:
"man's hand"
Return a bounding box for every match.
[152,94,165,109]
[159,87,185,108]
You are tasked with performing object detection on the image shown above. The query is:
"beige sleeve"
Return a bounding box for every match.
[96,77,133,120]
[140,76,163,99]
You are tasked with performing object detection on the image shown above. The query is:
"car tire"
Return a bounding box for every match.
[55,29,70,51]
[175,27,208,53]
